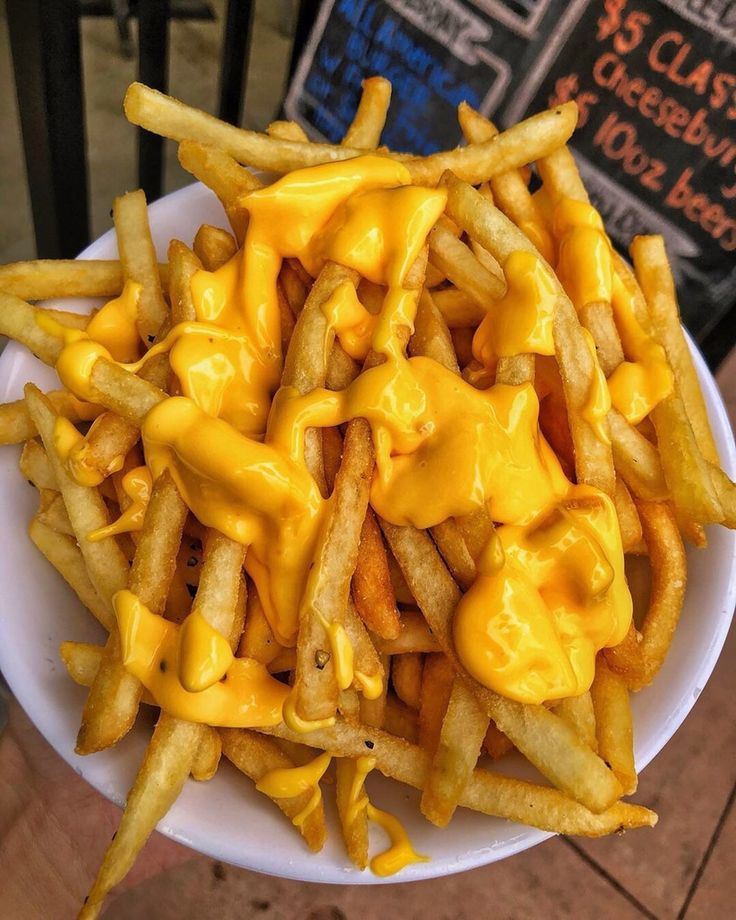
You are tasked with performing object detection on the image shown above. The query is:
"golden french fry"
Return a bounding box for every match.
[1,392,100,446]
[0,294,66,365]
[614,477,645,554]
[168,240,201,323]
[421,676,489,826]
[607,501,686,690]
[651,394,723,523]
[113,189,168,341]
[428,223,505,306]
[60,641,104,687]
[79,715,205,920]
[554,692,598,753]
[430,518,476,589]
[359,652,389,729]
[128,83,373,171]
[221,729,327,853]
[191,725,223,782]
[342,76,392,149]
[384,694,419,742]
[239,584,281,665]
[351,508,401,640]
[178,140,260,241]
[267,120,310,142]
[29,519,112,629]
[417,653,455,753]
[590,657,637,795]
[608,408,668,501]
[631,235,719,464]
[0,259,169,300]
[262,719,656,836]
[76,470,187,754]
[335,757,370,869]
[710,463,736,529]
[483,721,514,759]
[19,438,56,489]
[381,521,623,813]
[374,610,439,655]
[192,224,237,272]
[431,288,485,329]
[36,490,74,535]
[391,653,423,710]
[444,174,616,497]
[405,102,579,186]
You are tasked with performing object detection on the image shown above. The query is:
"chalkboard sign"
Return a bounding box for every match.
[285,0,736,365]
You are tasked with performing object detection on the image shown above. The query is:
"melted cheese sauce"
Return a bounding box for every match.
[45,156,642,713]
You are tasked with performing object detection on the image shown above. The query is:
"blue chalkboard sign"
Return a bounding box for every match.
[286,0,736,366]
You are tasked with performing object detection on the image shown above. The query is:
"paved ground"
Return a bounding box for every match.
[1,3,734,917]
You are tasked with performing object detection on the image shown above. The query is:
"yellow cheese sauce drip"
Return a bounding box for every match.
[366,804,430,877]
[607,273,673,424]
[113,590,288,727]
[88,466,151,542]
[256,752,332,827]
[453,485,631,704]
[341,756,429,877]
[46,156,635,712]
[473,250,557,366]
[550,197,672,425]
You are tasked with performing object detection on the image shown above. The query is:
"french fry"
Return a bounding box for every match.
[590,658,637,795]
[19,439,56,489]
[631,235,719,464]
[392,653,423,709]
[0,391,101,446]
[128,83,374,172]
[431,288,485,328]
[606,501,686,690]
[220,729,326,852]
[444,174,616,497]
[191,726,223,782]
[192,224,237,272]
[24,386,130,613]
[239,584,281,665]
[177,140,260,241]
[0,259,163,301]
[381,521,623,813]
[112,190,168,341]
[417,653,455,753]
[79,716,207,920]
[168,240,202,323]
[614,477,645,554]
[405,102,579,186]
[267,120,310,142]
[458,102,553,263]
[430,518,476,589]
[76,470,187,754]
[29,519,112,629]
[0,294,66,365]
[428,223,505,306]
[262,719,656,836]
[384,694,419,742]
[408,290,459,372]
[608,408,668,501]
[351,508,401,640]
[60,641,104,687]
[651,394,723,523]
[342,76,392,149]
[554,693,598,753]
[483,721,514,759]
[335,757,370,869]
[421,676,489,826]
[359,653,389,729]
[451,326,475,369]
[36,489,74,535]
[81,525,246,913]
[375,610,439,655]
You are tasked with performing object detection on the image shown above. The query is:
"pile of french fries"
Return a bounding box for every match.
[1,74,735,918]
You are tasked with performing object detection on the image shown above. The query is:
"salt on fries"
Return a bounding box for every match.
[1,75,734,919]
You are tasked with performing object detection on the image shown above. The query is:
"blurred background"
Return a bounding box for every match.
[1,1,735,917]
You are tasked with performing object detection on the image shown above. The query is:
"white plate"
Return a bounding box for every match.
[1,181,735,883]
